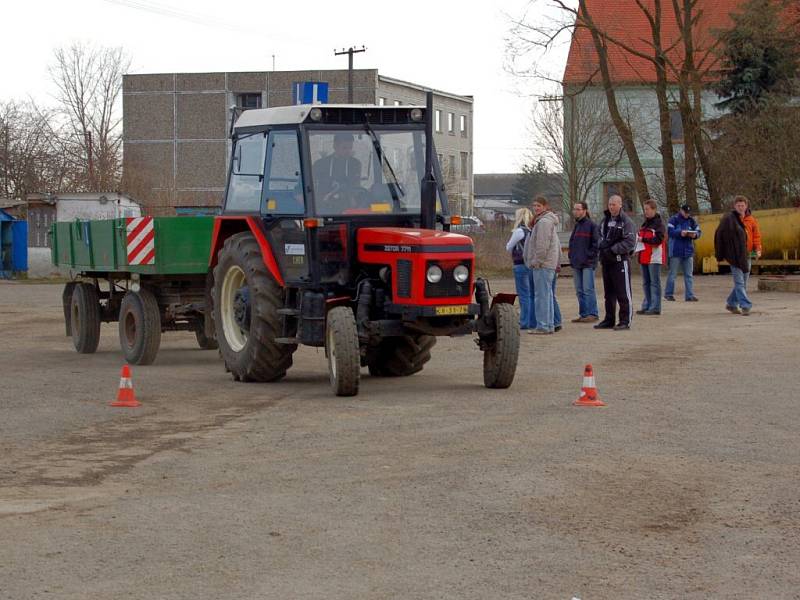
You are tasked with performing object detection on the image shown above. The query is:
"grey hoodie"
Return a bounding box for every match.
[524,210,561,270]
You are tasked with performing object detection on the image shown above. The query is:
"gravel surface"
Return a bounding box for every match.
[1,275,798,599]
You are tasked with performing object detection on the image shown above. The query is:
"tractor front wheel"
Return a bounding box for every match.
[195,326,218,350]
[366,334,436,377]
[482,303,519,389]
[326,306,360,396]
[213,232,294,382]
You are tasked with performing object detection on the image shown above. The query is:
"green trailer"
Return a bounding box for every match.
[52,216,218,364]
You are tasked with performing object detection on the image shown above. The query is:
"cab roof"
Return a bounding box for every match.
[233,104,424,132]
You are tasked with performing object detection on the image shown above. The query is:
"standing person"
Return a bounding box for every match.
[741,198,763,263]
[636,198,666,315]
[594,195,637,330]
[665,204,701,302]
[505,208,536,330]
[714,196,756,315]
[524,196,561,335]
[568,201,600,322]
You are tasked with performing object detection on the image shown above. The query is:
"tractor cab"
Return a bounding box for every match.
[211,99,519,396]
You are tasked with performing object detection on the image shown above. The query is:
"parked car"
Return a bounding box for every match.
[451,215,486,234]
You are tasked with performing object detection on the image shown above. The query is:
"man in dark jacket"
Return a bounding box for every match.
[714,203,752,315]
[568,202,600,322]
[665,204,701,301]
[594,195,637,330]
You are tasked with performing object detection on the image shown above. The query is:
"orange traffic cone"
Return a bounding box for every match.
[111,364,141,407]
[573,364,605,407]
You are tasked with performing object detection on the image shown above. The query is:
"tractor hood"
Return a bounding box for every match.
[357,227,473,254]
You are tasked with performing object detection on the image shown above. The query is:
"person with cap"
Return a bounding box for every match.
[664,203,701,302]
[312,132,363,199]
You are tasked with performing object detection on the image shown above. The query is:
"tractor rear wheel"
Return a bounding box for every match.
[70,282,101,354]
[213,232,295,382]
[118,288,162,365]
[326,306,360,396]
[482,303,519,389]
[366,334,436,377]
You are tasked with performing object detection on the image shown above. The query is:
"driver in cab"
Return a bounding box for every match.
[313,132,363,204]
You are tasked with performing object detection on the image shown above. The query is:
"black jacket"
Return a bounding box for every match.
[714,211,749,271]
[569,216,599,269]
[599,209,637,263]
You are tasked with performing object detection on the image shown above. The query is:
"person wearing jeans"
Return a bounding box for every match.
[506,208,536,329]
[665,204,701,301]
[714,196,753,315]
[635,198,666,315]
[524,196,562,334]
[568,201,600,322]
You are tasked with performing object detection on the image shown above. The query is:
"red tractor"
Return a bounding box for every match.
[209,94,519,395]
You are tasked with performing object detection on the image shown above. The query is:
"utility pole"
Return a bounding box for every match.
[334,45,366,103]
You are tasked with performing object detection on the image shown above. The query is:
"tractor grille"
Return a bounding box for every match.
[424,260,472,298]
[397,260,412,298]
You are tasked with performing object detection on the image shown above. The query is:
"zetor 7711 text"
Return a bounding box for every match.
[52,94,520,396]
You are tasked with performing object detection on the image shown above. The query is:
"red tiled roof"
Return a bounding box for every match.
[563,0,798,85]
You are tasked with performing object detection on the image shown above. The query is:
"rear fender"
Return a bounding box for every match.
[209,216,285,287]
[491,292,517,308]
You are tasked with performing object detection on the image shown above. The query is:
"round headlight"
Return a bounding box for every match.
[426,265,443,283]
[409,108,423,122]
[453,265,469,283]
[309,107,322,121]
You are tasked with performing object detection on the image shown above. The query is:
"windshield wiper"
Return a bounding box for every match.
[363,122,405,204]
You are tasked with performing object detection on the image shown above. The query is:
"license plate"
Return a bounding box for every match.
[435,305,469,316]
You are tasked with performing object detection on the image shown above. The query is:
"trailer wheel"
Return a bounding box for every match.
[213,232,294,382]
[367,334,436,377]
[118,288,162,365]
[326,306,360,396]
[70,282,101,354]
[482,303,519,389]
[62,282,77,336]
[195,327,218,350]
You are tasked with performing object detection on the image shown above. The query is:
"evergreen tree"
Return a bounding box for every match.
[511,158,548,204]
[714,0,800,114]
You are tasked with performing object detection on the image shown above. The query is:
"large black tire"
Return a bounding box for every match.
[213,232,295,382]
[70,282,101,354]
[195,327,219,350]
[367,334,436,377]
[118,288,162,365]
[326,306,360,396]
[62,282,77,336]
[483,303,519,389]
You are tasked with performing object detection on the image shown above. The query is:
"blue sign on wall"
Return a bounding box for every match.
[293,82,329,105]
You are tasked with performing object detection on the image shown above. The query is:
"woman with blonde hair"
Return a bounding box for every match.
[506,207,536,329]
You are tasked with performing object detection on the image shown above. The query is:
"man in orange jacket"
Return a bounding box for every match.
[740,196,763,260]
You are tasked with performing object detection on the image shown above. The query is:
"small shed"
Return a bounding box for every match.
[0,208,28,278]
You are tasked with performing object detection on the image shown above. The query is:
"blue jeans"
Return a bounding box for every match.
[665,256,695,299]
[552,274,562,327]
[641,263,662,313]
[512,264,536,329]
[727,262,752,310]
[572,267,599,318]
[532,268,556,332]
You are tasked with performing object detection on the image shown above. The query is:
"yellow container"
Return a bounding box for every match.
[694,207,800,264]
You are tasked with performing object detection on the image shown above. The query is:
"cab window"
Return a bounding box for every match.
[226,133,266,213]
[263,131,304,215]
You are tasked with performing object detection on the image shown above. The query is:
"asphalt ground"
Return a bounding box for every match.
[0,275,798,599]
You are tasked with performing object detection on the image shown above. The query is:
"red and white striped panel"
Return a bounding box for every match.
[126,217,155,265]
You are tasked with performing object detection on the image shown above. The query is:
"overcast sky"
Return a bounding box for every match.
[0,0,570,174]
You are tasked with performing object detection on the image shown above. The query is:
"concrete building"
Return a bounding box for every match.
[122,69,474,216]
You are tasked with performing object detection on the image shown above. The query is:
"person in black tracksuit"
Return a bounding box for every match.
[595,195,637,330]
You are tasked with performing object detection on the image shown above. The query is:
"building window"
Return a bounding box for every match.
[460,114,467,137]
[460,152,469,180]
[447,112,454,134]
[670,108,684,143]
[393,100,401,106]
[437,153,443,167]
[378,97,386,106]
[236,93,262,110]
[449,154,456,177]
[435,110,442,133]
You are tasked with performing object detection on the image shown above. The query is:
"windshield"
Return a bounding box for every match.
[308,128,431,216]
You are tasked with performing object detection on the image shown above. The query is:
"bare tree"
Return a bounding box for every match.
[533,92,624,212]
[47,43,130,192]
